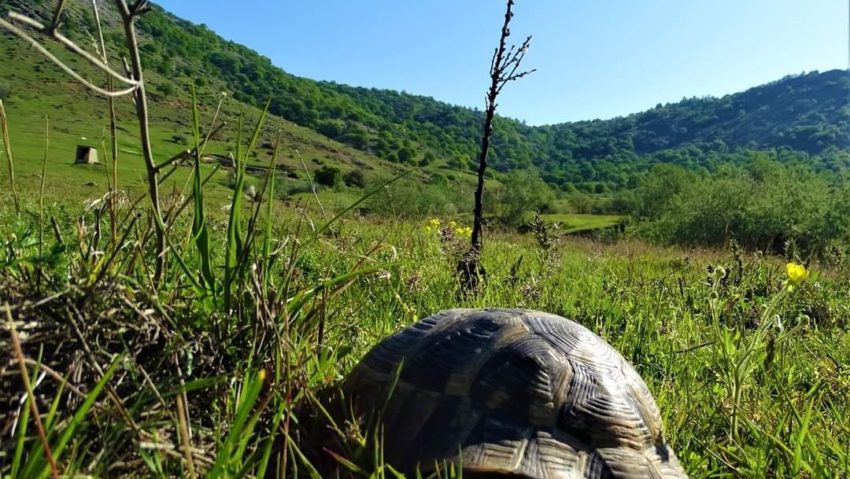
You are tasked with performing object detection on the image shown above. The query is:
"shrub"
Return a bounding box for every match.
[159,82,175,96]
[314,165,341,187]
[343,169,366,188]
[636,158,841,257]
[365,177,472,218]
[0,81,10,101]
[494,170,556,227]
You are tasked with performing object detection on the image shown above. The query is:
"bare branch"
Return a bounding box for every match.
[49,0,68,33]
[114,0,167,282]
[90,0,108,61]
[7,12,139,86]
[459,0,534,294]
[0,17,138,97]
[131,0,152,16]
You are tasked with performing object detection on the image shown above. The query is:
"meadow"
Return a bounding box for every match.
[1,2,849,478]
[2,165,849,477]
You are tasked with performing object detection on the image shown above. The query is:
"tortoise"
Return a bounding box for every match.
[338,308,688,478]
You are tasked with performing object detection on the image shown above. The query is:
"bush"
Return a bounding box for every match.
[0,82,10,101]
[494,170,556,227]
[421,151,437,166]
[159,82,175,96]
[314,165,341,187]
[635,158,843,257]
[343,169,366,188]
[365,177,472,218]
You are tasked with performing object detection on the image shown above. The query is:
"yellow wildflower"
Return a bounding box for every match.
[449,220,458,228]
[428,218,441,228]
[457,226,472,238]
[257,369,267,381]
[785,262,808,285]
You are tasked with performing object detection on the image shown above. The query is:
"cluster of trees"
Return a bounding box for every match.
[620,155,850,257]
[134,6,850,193]
[364,174,474,218]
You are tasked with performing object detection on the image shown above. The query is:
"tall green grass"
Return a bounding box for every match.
[0,4,849,478]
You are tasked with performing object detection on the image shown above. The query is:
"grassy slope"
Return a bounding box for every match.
[0,14,599,232]
[0,23,430,210]
[6,1,848,203]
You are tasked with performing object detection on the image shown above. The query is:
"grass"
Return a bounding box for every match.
[3,180,850,477]
[541,212,623,233]
[1,4,849,478]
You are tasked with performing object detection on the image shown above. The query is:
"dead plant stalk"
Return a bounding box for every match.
[460,0,534,291]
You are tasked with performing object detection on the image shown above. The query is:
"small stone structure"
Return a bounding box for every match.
[75,145,99,165]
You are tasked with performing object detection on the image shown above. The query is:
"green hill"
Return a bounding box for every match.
[127,4,850,188]
[1,0,848,202]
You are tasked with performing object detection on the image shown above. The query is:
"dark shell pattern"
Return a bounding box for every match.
[343,308,688,478]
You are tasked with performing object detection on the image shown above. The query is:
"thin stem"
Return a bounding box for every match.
[90,0,121,243]
[173,355,197,479]
[471,0,528,253]
[39,116,49,256]
[295,148,328,223]
[115,0,166,282]
[5,305,61,479]
[49,0,68,33]
[0,100,20,215]
[460,0,532,293]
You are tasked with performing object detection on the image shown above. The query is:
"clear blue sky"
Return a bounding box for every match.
[155,1,848,125]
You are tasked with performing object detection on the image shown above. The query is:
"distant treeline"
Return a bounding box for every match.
[619,154,850,257]
[129,6,850,191]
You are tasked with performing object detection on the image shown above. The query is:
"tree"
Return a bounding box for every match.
[497,170,555,226]
[397,147,415,164]
[628,164,696,219]
[421,150,437,166]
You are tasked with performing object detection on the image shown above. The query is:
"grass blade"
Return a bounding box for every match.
[11,377,32,478]
[207,369,266,478]
[261,132,281,297]
[0,100,20,214]
[191,85,215,293]
[35,356,122,479]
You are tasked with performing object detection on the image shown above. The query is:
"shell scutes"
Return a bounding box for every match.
[340,308,688,478]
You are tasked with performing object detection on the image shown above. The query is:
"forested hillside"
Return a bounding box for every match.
[2,0,849,193]
[136,4,850,188]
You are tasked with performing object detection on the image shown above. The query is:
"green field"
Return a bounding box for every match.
[2,2,850,478]
[541,213,623,233]
[2,190,849,477]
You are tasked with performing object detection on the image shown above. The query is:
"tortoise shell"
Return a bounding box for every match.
[342,308,688,478]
